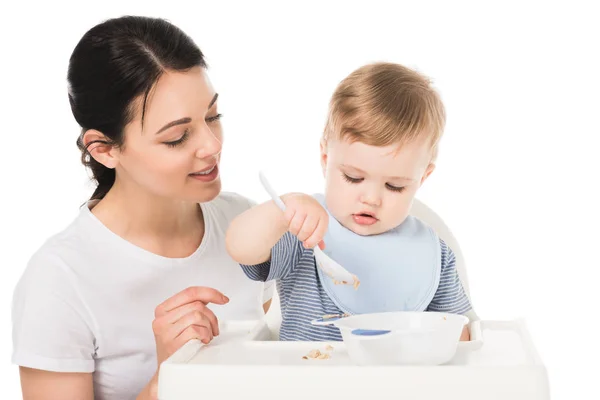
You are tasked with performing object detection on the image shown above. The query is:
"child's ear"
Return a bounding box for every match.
[82,129,120,169]
[320,138,328,177]
[420,163,436,185]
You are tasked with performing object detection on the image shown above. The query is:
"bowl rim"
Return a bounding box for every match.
[334,311,470,341]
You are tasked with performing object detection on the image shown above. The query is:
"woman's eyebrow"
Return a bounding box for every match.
[207,93,218,110]
[155,117,192,135]
[154,93,219,135]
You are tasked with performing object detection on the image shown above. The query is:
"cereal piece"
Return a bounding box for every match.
[329,275,359,288]
[307,349,321,359]
[332,280,349,285]
[321,313,350,320]
[302,345,336,360]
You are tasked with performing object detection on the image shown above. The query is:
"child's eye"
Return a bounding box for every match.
[164,129,190,148]
[386,183,405,193]
[342,173,363,184]
[206,113,222,123]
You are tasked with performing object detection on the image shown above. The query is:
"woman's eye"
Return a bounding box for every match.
[206,113,222,123]
[164,129,190,148]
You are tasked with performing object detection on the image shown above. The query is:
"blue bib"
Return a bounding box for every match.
[314,194,441,315]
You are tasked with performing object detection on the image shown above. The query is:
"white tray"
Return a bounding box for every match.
[158,319,549,400]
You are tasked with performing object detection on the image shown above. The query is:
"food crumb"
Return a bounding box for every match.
[330,275,360,289]
[322,313,349,320]
[303,345,335,360]
[307,349,321,358]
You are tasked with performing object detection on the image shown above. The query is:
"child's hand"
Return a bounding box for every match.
[282,193,329,249]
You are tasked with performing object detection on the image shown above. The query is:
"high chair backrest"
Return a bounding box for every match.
[264,198,478,339]
[408,198,473,300]
[409,198,480,324]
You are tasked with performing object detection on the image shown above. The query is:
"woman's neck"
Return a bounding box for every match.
[90,179,204,258]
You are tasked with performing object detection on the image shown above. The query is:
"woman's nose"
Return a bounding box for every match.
[195,128,222,159]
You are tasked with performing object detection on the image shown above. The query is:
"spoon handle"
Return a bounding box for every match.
[259,171,287,212]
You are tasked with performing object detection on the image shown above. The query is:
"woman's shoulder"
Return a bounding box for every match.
[18,207,94,284]
[12,216,98,374]
[203,191,256,223]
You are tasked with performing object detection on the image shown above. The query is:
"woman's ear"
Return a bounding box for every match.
[82,129,120,169]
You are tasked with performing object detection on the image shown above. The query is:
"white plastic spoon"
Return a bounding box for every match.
[258,171,359,288]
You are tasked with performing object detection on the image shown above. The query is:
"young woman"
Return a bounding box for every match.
[11,16,272,400]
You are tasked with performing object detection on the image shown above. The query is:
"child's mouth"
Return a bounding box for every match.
[352,213,378,226]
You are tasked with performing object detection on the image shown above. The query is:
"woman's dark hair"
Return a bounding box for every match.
[68,16,207,200]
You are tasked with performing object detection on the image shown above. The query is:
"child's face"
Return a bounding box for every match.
[320,136,435,236]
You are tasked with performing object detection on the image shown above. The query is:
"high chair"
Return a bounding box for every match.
[157,198,550,400]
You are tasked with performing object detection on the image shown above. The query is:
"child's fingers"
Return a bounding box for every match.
[298,214,319,243]
[288,210,307,237]
[283,208,296,224]
[304,217,327,249]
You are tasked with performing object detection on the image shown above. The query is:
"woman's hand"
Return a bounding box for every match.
[152,286,229,366]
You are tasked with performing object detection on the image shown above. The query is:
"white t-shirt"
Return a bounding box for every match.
[12,192,273,400]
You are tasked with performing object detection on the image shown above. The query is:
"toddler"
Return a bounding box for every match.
[226,62,472,341]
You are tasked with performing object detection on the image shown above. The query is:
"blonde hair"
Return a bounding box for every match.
[323,62,446,160]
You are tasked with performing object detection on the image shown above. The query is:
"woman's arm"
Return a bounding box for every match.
[20,368,161,400]
[20,368,93,400]
[13,253,98,399]
[16,284,228,400]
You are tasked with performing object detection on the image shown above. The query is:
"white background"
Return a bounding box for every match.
[1,1,598,398]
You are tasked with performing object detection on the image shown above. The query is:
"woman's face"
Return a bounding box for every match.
[115,66,223,203]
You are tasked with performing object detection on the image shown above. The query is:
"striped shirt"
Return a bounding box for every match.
[241,232,472,341]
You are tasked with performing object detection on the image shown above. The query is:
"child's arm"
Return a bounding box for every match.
[226,197,289,266]
[427,239,473,341]
[226,193,329,267]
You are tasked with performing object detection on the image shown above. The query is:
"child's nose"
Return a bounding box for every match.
[360,192,382,207]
